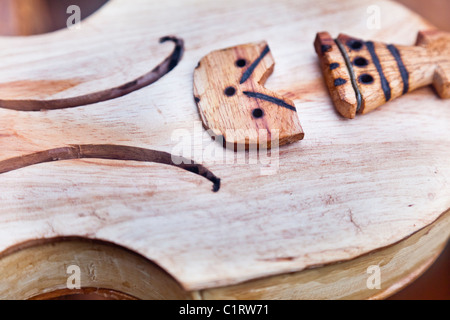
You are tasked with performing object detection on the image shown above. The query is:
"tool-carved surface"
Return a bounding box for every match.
[0,36,184,111]
[315,30,450,118]
[0,0,448,294]
[194,42,304,149]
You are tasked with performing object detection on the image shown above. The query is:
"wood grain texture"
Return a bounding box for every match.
[0,0,448,293]
[194,42,304,148]
[417,30,450,99]
[1,209,447,300]
[0,36,185,111]
[0,144,221,192]
[315,30,450,118]
[0,239,194,300]
[201,209,450,300]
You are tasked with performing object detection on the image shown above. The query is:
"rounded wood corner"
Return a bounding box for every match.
[0,237,196,300]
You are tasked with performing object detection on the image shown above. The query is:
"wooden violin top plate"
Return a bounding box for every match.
[0,0,448,291]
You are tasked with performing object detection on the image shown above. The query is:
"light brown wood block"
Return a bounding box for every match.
[314,32,359,119]
[315,30,450,118]
[194,42,304,149]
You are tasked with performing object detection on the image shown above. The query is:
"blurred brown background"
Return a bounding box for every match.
[396,0,450,32]
[0,0,449,36]
[0,0,447,300]
[0,0,107,36]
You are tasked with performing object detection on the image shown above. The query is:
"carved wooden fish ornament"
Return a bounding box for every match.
[315,30,450,119]
[194,42,304,149]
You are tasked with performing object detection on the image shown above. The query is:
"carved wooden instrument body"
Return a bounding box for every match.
[0,0,448,300]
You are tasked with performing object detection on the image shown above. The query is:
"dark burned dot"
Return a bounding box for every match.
[236,59,247,68]
[353,57,369,67]
[252,108,264,119]
[224,86,236,96]
[347,40,363,50]
[321,44,332,54]
[334,78,347,86]
[359,74,374,84]
[194,97,200,103]
[330,63,339,70]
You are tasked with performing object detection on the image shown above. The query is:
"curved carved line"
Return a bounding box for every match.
[0,144,220,192]
[0,36,184,112]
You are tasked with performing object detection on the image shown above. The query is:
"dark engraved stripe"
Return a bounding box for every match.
[335,39,362,112]
[240,45,270,84]
[243,91,297,111]
[365,41,391,102]
[387,44,409,95]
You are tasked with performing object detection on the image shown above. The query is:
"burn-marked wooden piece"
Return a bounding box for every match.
[315,30,450,119]
[0,145,220,192]
[193,42,304,149]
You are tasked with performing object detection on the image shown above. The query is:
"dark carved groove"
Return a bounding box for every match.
[0,144,220,192]
[0,36,184,112]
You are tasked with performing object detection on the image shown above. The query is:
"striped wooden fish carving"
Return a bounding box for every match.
[315,31,450,119]
[194,42,304,149]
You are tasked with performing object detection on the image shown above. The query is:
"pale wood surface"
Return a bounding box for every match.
[0,0,448,292]
[202,209,450,300]
[1,209,447,299]
[314,32,359,118]
[0,239,193,300]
